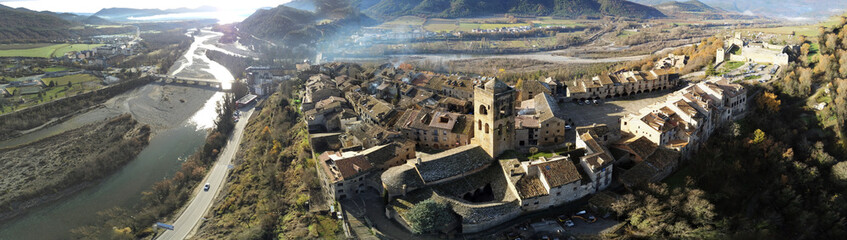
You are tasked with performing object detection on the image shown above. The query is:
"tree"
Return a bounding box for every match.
[405,199,454,234]
[705,63,716,76]
[757,91,781,114]
[751,129,766,144]
[67,81,72,88]
[528,147,539,156]
[832,162,847,186]
[798,68,813,96]
[815,54,833,75]
[825,33,838,54]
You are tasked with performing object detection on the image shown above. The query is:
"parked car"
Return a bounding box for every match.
[564,220,575,227]
[576,210,587,215]
[557,215,569,223]
[565,125,572,130]
[204,183,210,191]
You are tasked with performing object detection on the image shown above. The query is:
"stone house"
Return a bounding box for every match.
[394,108,474,150]
[515,93,567,148]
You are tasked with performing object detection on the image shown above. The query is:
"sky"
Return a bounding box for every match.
[0,0,294,22]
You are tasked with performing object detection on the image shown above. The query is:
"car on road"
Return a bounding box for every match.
[564,220,575,227]
[565,125,572,130]
[204,183,210,191]
[557,215,569,223]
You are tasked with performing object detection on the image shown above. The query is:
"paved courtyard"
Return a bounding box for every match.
[559,86,683,142]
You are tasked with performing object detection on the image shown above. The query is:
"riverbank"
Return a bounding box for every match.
[0,114,151,222]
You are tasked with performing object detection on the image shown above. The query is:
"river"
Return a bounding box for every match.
[0,29,233,240]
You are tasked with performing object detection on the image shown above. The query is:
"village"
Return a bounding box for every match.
[0,32,149,113]
[241,30,800,240]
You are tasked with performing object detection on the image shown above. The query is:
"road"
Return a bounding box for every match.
[156,107,254,240]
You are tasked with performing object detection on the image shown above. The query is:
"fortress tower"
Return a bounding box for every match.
[473,79,515,158]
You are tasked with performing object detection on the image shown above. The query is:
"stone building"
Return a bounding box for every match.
[394,108,474,150]
[515,93,568,148]
[716,33,796,66]
[473,79,516,158]
[620,78,747,160]
[318,151,374,200]
[655,53,687,70]
[566,70,679,102]
[500,157,588,211]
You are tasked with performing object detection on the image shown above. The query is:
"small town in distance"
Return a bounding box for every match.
[1,0,847,240]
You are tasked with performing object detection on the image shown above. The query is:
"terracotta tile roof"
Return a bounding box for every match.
[515,175,547,199]
[536,160,582,188]
[334,155,372,179]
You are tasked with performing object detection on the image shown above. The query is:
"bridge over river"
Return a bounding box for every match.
[151,74,232,90]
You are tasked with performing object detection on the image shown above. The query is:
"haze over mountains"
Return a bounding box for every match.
[285,0,667,19]
[631,0,847,21]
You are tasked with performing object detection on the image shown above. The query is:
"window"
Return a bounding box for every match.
[479,105,488,115]
[478,120,482,130]
[485,123,490,134]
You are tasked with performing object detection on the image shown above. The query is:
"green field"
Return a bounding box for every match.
[42,74,100,86]
[0,44,104,58]
[379,16,583,33]
[42,66,71,72]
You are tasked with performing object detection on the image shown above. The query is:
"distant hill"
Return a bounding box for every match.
[92,6,217,21]
[237,4,377,47]
[49,12,115,25]
[238,5,318,40]
[654,0,720,13]
[364,0,666,20]
[284,0,381,12]
[0,4,133,43]
[631,0,847,21]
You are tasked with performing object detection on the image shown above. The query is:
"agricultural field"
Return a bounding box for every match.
[744,13,847,38]
[378,16,587,33]
[41,66,71,72]
[0,44,104,58]
[1,74,103,114]
[42,74,101,86]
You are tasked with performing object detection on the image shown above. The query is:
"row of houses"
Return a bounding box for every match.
[566,69,680,102]
[616,78,747,188]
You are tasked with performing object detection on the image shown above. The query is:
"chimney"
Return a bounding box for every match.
[416,157,422,165]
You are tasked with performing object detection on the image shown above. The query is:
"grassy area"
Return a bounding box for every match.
[724,61,744,70]
[744,75,761,80]
[528,151,555,160]
[42,74,100,86]
[0,44,103,58]
[42,66,71,72]
[0,43,52,50]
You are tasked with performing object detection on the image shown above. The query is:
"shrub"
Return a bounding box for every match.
[405,199,454,234]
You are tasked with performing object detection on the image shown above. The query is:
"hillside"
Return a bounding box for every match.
[0,4,74,42]
[49,12,114,25]
[237,6,318,40]
[284,0,381,12]
[92,6,216,21]
[653,0,719,13]
[632,0,847,20]
[365,0,665,19]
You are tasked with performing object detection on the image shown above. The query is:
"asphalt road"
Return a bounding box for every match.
[156,107,254,240]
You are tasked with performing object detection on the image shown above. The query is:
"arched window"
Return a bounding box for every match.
[478,120,482,130]
[485,123,490,134]
[479,105,488,115]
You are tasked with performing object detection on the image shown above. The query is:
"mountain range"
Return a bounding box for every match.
[92,6,218,21]
[630,0,847,21]
[284,0,666,20]
[0,4,131,42]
